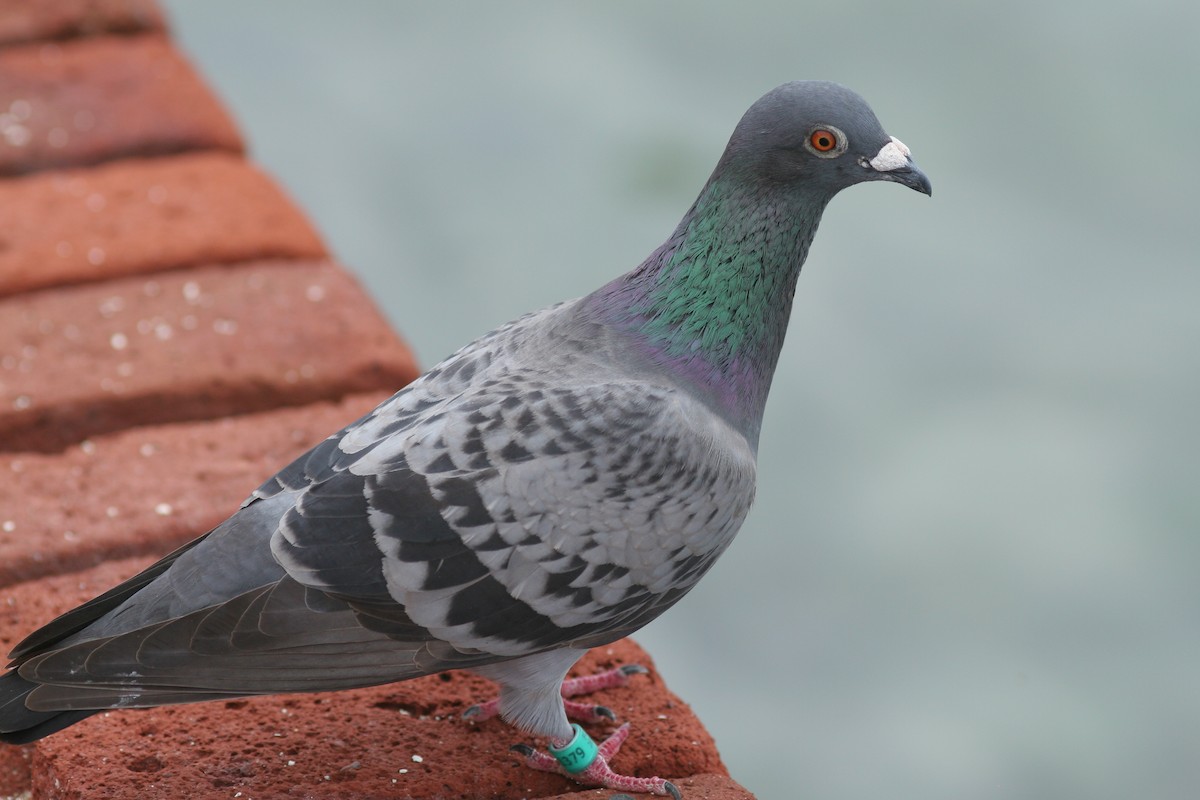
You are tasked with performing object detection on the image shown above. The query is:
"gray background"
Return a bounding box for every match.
[160,2,1198,798]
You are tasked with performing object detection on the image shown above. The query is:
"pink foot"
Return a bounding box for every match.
[463,664,648,724]
[512,723,680,799]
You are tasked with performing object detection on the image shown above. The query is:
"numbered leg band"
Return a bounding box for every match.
[548,723,599,774]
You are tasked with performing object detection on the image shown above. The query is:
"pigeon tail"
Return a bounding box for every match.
[0,672,98,744]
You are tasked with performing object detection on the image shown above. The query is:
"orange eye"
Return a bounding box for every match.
[809,129,838,152]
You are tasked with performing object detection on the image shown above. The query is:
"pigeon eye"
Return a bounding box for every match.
[810,130,837,152]
[804,125,846,158]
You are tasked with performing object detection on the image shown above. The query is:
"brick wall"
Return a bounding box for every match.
[0,3,752,798]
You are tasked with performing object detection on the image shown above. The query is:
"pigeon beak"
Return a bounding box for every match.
[862,136,932,196]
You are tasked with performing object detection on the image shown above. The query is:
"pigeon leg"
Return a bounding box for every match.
[464,664,647,724]
[512,723,680,799]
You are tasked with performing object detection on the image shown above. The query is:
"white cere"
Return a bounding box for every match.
[868,136,912,172]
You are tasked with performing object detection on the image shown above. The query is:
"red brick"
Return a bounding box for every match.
[17,625,725,800]
[0,152,327,298]
[0,392,392,588]
[0,33,240,175]
[0,259,417,452]
[0,740,29,798]
[1,563,728,798]
[0,0,165,48]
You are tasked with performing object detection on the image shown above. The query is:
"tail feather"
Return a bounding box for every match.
[1,536,210,742]
[8,535,207,664]
[0,671,97,744]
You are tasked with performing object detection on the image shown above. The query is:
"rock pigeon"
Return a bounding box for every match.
[0,81,929,796]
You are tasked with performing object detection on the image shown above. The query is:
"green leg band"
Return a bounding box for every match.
[548,723,599,774]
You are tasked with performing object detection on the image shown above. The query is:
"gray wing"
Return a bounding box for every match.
[12,305,756,710]
[271,372,757,660]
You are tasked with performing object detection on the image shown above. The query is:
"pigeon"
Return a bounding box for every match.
[0,81,929,796]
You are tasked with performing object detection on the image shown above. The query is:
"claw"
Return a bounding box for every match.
[517,723,676,796]
[462,697,500,722]
[480,665,674,795]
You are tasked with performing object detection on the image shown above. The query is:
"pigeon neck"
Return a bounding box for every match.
[586,176,827,445]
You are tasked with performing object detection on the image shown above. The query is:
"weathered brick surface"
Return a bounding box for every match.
[0,0,164,48]
[0,392,391,589]
[12,609,727,800]
[0,259,416,452]
[0,152,327,298]
[0,33,240,175]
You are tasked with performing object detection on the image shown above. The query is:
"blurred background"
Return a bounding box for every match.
[161,2,1198,798]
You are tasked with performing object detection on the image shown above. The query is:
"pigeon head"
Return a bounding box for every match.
[585,80,930,444]
[717,80,932,199]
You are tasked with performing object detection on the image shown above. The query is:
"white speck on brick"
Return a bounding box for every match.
[154,323,173,341]
[12,395,31,410]
[106,506,119,518]
[2,521,14,533]
[139,443,157,457]
[182,281,202,303]
[305,284,326,302]
[411,754,423,763]
[98,296,125,317]
[3,122,31,147]
[87,247,106,266]
[80,440,96,454]
[154,503,173,516]
[110,332,128,351]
